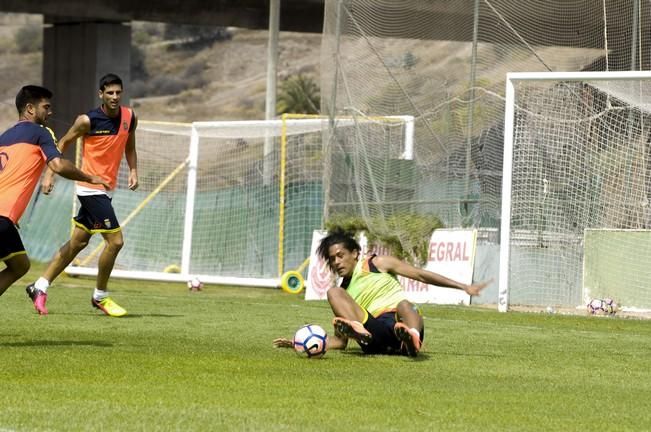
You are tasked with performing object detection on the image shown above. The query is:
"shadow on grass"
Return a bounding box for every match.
[114,313,185,318]
[45,312,185,318]
[339,350,432,361]
[0,340,113,348]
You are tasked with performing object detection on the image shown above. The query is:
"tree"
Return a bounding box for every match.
[276,74,320,115]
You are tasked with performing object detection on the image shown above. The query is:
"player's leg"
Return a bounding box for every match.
[327,287,372,345]
[394,299,424,357]
[25,226,91,314]
[0,217,30,296]
[327,286,365,321]
[0,254,30,297]
[361,312,404,355]
[96,229,123,291]
[42,226,92,282]
[90,229,126,317]
[396,299,423,331]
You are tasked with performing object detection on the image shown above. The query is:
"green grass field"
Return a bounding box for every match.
[1,263,650,431]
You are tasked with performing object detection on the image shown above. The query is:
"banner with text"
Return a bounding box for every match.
[305,229,477,305]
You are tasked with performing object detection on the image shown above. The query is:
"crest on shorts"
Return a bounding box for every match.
[104,218,112,229]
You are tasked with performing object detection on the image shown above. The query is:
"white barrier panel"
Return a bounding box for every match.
[305,229,477,305]
[418,228,476,305]
[305,230,337,300]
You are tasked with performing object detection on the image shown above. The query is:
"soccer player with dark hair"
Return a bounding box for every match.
[274,230,490,357]
[26,73,139,317]
[0,85,109,302]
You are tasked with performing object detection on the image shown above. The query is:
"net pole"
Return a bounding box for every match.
[464,0,480,217]
[181,124,199,275]
[323,0,344,225]
[397,115,414,160]
[631,0,639,70]
[498,75,516,312]
[263,0,280,186]
[278,114,288,276]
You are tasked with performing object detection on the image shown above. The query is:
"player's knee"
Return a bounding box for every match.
[106,237,124,252]
[327,286,346,303]
[396,299,412,311]
[397,300,420,316]
[69,236,90,255]
[71,238,89,253]
[8,257,30,279]
[17,260,31,278]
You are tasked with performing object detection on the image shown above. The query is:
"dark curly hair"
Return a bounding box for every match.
[316,230,361,270]
[15,85,52,115]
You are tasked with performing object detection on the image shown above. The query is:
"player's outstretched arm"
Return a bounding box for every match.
[272,337,293,349]
[272,334,348,350]
[47,157,110,190]
[373,255,492,296]
[42,115,91,193]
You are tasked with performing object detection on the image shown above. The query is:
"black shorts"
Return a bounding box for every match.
[73,195,121,234]
[361,311,425,355]
[0,215,26,261]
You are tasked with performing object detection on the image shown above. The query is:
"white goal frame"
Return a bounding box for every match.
[498,71,651,312]
[65,116,414,288]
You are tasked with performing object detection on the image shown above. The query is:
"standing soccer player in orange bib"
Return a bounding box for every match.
[26,73,139,317]
[0,85,110,301]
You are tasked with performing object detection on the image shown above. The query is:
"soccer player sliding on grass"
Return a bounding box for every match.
[274,230,491,357]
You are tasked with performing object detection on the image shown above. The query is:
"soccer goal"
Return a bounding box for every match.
[65,115,414,288]
[499,71,651,312]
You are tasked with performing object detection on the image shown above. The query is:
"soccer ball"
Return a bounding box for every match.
[187,277,203,291]
[293,324,327,358]
[587,298,617,315]
[587,298,607,315]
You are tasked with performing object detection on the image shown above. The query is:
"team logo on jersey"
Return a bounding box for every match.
[0,152,8,171]
[123,121,128,131]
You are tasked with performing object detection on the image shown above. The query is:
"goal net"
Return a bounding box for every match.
[65,116,412,287]
[499,71,651,312]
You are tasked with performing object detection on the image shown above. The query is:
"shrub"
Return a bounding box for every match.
[15,23,42,53]
[325,213,444,265]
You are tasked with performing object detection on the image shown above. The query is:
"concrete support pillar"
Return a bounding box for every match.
[43,17,131,156]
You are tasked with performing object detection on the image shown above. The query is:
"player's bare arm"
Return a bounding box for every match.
[41,114,91,194]
[47,157,110,190]
[273,333,347,350]
[125,112,139,191]
[373,255,491,296]
[272,337,293,348]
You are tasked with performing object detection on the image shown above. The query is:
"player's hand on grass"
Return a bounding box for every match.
[463,279,493,296]
[273,337,293,348]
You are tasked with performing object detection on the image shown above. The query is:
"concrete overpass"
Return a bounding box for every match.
[0,0,645,137]
[0,0,326,33]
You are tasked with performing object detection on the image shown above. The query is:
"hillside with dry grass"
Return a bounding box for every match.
[0,16,322,129]
[0,13,604,132]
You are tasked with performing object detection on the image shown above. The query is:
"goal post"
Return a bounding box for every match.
[65,115,414,288]
[499,71,651,312]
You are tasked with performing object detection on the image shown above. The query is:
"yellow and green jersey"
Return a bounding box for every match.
[344,256,407,317]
